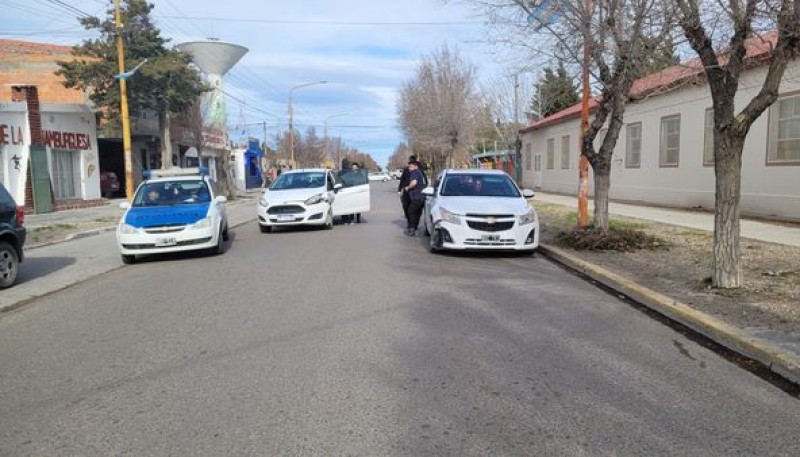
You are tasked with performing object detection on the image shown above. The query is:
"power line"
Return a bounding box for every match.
[158,15,479,26]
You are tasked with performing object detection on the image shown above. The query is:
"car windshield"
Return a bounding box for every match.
[440,174,521,198]
[270,172,326,190]
[132,180,211,207]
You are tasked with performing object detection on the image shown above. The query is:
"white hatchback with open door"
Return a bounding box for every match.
[332,169,371,217]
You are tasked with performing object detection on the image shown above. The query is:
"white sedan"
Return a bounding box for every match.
[257,168,370,232]
[368,172,390,182]
[422,169,539,253]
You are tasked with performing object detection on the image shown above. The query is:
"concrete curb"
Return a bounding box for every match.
[539,243,800,386]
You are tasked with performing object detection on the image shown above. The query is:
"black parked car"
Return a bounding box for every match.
[0,182,25,288]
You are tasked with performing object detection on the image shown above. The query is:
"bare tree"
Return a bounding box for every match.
[672,0,800,288]
[398,45,483,175]
[467,0,674,229]
[388,143,414,170]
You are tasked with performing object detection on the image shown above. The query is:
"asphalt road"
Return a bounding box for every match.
[1,182,799,456]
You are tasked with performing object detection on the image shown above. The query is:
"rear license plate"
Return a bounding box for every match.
[155,237,177,247]
[481,234,500,242]
[277,215,295,222]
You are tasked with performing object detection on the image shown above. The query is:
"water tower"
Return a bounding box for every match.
[176,40,248,131]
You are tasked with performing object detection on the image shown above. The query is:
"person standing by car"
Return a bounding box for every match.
[403,160,425,237]
[397,154,419,220]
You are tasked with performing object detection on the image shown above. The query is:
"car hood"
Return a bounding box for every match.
[264,187,325,204]
[435,196,530,216]
[125,203,210,228]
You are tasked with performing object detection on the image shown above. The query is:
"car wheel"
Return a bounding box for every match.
[222,224,230,241]
[121,254,136,265]
[0,242,20,288]
[210,226,225,255]
[429,231,440,254]
[259,224,272,233]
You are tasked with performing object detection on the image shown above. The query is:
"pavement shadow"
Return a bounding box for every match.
[16,256,77,285]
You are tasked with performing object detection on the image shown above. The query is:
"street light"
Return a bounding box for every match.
[288,80,327,167]
[324,112,348,168]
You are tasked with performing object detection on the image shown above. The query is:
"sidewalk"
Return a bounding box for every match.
[534,192,800,247]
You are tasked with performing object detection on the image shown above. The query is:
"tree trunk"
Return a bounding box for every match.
[158,107,173,169]
[713,134,745,288]
[592,167,611,230]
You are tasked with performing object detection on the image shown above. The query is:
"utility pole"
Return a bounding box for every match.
[324,113,347,168]
[114,0,134,200]
[513,73,522,183]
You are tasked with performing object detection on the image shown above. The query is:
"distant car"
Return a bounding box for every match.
[368,172,390,182]
[257,168,370,232]
[116,167,228,264]
[389,169,403,179]
[0,182,26,288]
[422,169,538,253]
[100,171,121,198]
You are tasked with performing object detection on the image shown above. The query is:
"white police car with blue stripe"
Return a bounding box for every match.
[116,167,228,264]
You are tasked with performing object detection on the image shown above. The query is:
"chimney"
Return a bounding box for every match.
[11,85,43,146]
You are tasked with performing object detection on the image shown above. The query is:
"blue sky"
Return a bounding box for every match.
[6,0,512,166]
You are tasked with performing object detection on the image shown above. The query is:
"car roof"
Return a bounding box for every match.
[144,175,209,183]
[281,168,328,174]
[443,168,509,176]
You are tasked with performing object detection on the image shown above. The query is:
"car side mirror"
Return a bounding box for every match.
[522,189,535,198]
[334,183,343,190]
[421,187,435,197]
[119,202,130,210]
[215,195,228,204]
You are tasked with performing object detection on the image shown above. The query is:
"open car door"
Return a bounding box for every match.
[332,169,370,217]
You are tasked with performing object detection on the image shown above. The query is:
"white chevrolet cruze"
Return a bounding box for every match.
[257,168,370,232]
[422,169,539,253]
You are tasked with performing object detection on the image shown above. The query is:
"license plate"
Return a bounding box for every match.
[155,237,177,247]
[277,214,295,222]
[481,234,500,242]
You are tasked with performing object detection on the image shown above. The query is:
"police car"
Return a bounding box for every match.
[116,167,229,264]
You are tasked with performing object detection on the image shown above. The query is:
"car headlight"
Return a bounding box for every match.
[191,217,212,229]
[439,208,462,225]
[520,208,537,225]
[304,193,324,205]
[258,197,268,207]
[119,223,139,234]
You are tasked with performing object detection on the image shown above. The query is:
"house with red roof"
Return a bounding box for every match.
[518,33,800,221]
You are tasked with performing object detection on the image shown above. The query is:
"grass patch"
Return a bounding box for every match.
[30,223,77,233]
[555,226,669,252]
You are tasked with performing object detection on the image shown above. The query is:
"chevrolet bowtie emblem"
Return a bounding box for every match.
[486,217,496,224]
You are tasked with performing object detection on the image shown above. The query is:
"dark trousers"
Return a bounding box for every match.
[401,192,411,220]
[407,199,424,230]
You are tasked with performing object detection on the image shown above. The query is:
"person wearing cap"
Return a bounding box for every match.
[402,160,426,236]
[398,154,421,220]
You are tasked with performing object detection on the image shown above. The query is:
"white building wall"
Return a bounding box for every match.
[521,60,800,221]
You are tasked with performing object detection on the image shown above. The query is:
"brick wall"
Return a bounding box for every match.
[0,40,89,104]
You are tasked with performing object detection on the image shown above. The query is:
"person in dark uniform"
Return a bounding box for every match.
[403,160,426,237]
[397,154,418,220]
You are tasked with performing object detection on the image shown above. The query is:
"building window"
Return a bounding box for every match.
[51,149,81,200]
[768,94,800,164]
[534,153,541,172]
[525,143,532,170]
[703,108,714,166]
[546,138,555,169]
[561,135,570,169]
[626,123,642,168]
[659,115,681,167]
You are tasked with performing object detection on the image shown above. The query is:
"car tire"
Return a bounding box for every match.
[259,224,272,233]
[210,227,225,255]
[429,229,441,254]
[121,254,136,265]
[0,242,20,288]
[222,224,230,241]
